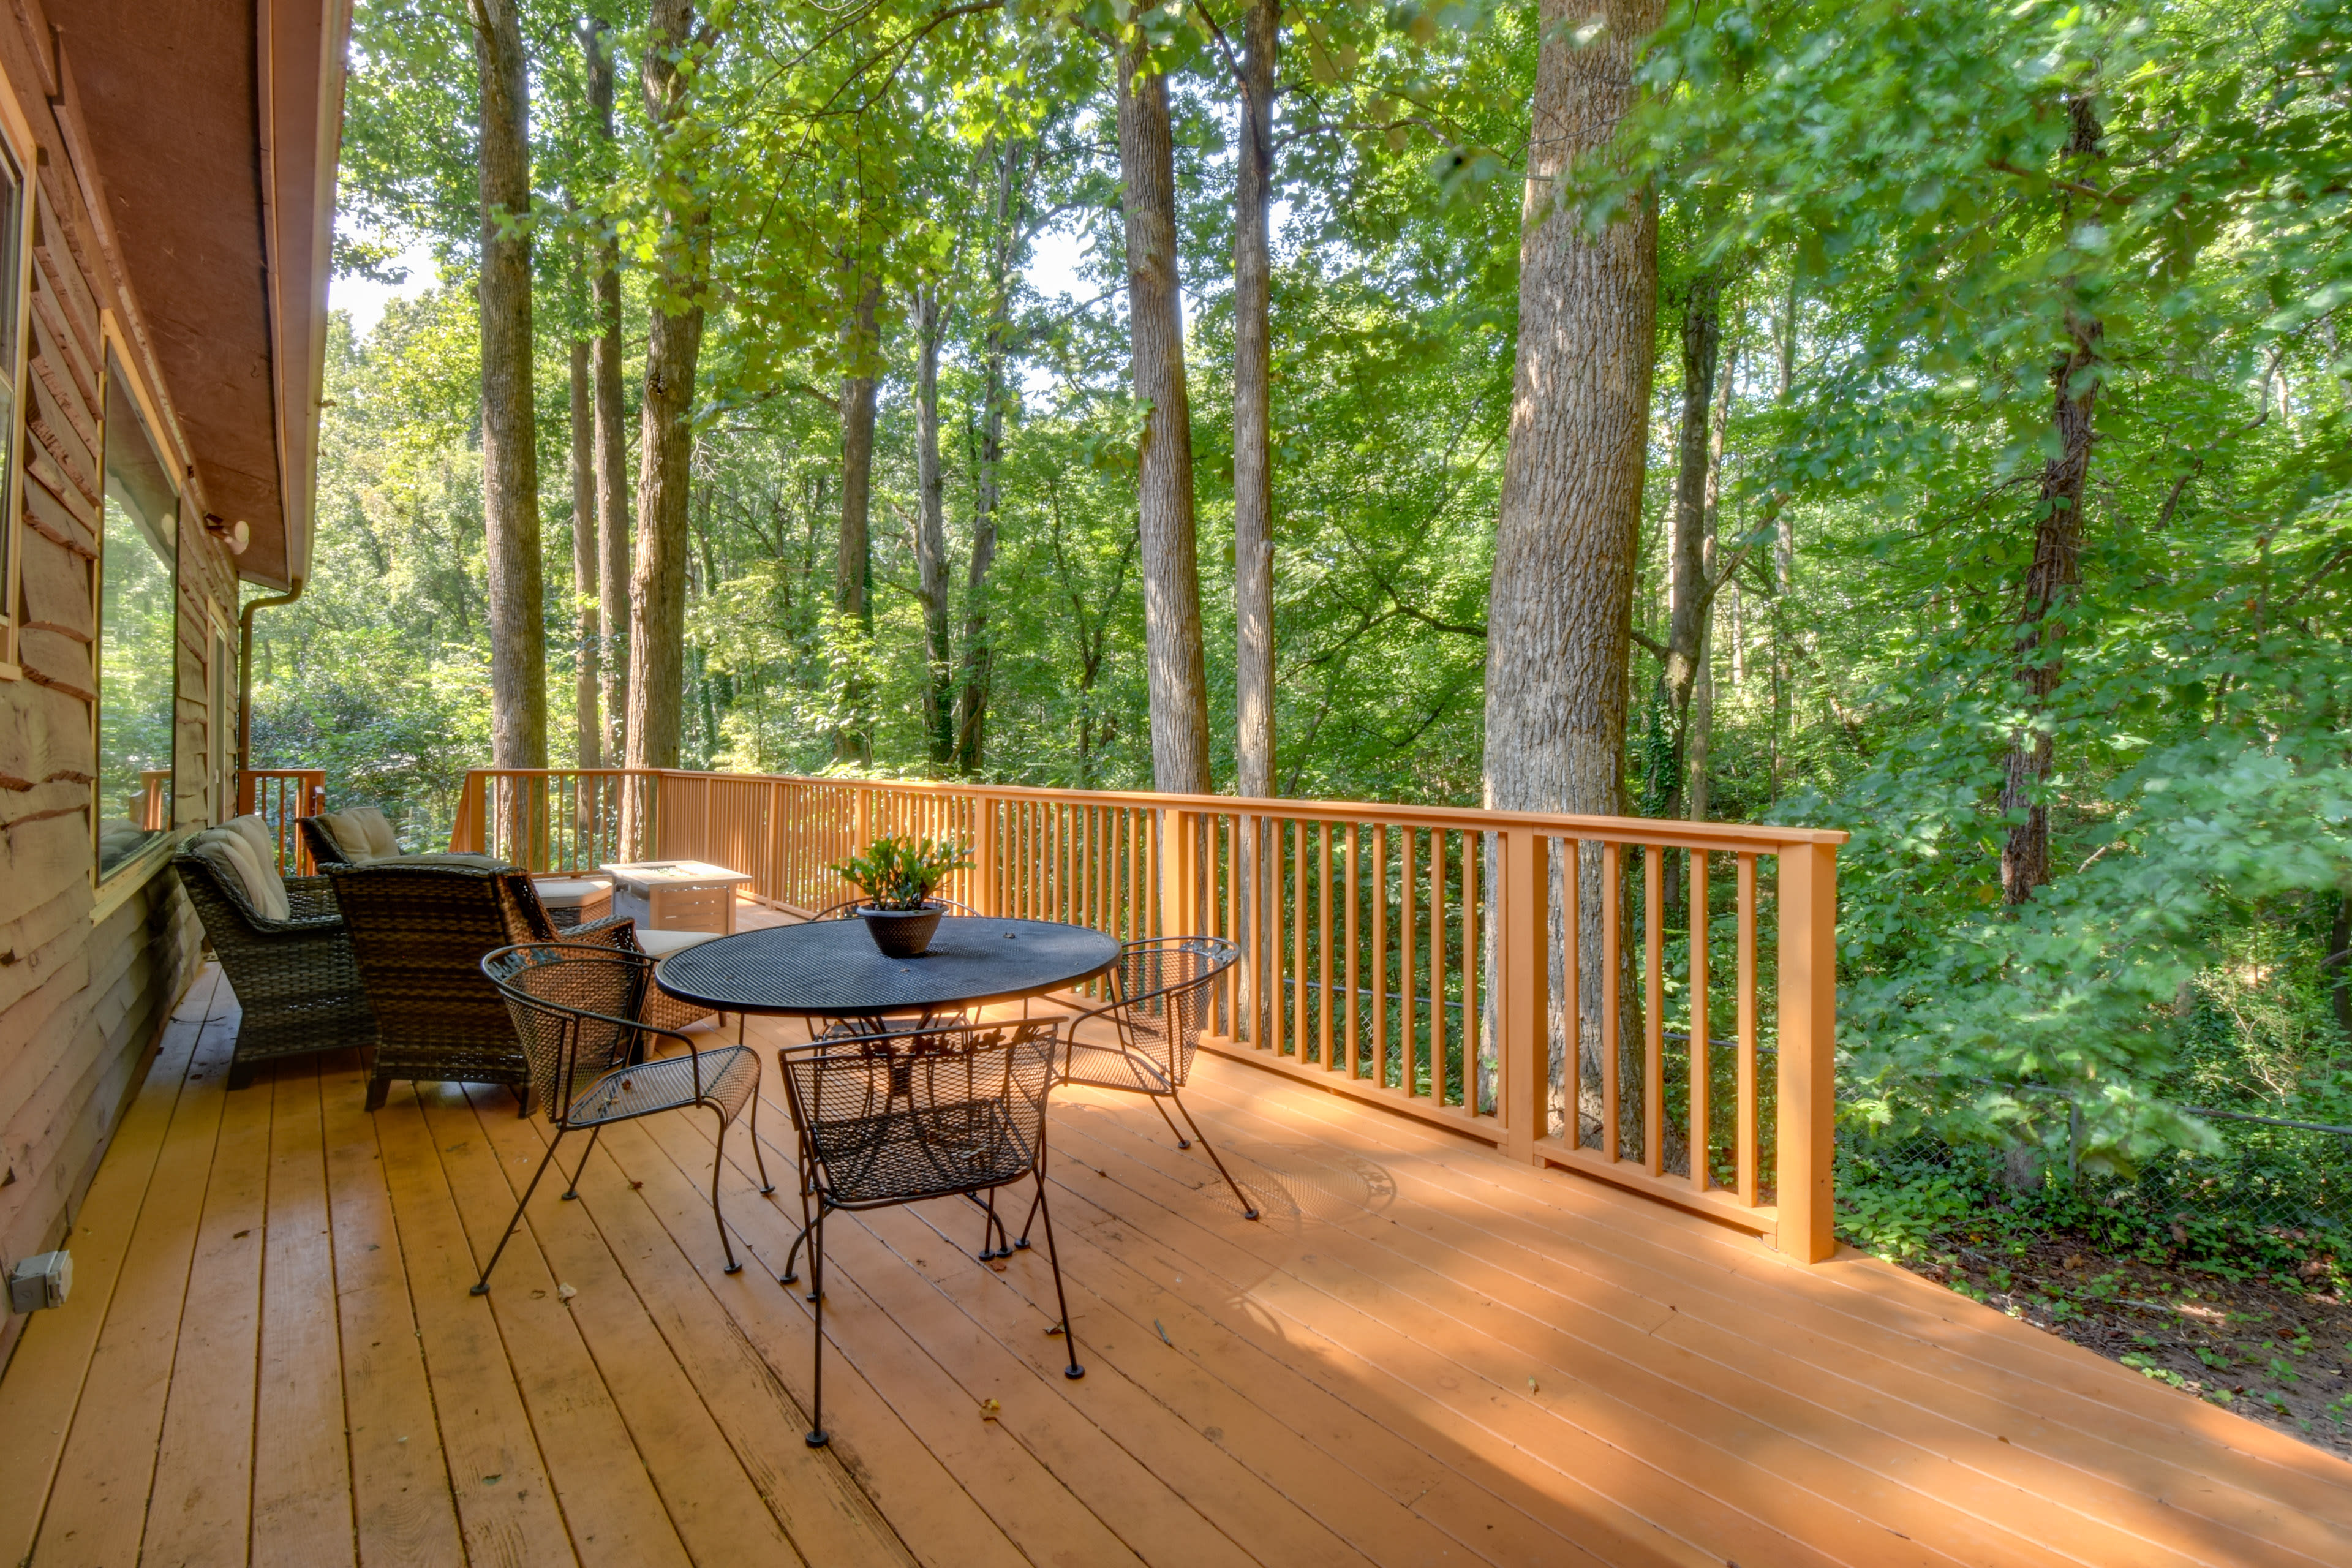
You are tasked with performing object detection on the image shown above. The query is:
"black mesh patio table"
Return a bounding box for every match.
[651,916,1120,1022]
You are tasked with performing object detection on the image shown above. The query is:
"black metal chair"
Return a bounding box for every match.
[774,1017,1080,1448]
[472,943,771,1295]
[1022,935,1257,1239]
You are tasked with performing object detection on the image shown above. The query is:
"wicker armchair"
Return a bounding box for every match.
[328,859,708,1110]
[175,851,377,1090]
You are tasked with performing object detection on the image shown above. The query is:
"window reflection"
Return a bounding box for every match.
[97,360,180,878]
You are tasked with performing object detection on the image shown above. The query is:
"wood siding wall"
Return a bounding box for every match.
[0,13,241,1371]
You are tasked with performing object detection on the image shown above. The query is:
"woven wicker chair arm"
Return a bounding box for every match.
[282,880,341,921]
[572,913,635,942]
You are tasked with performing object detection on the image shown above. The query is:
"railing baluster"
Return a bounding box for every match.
[1461,826,1477,1115]
[1317,820,1333,1071]
[1690,848,1710,1193]
[1400,826,1417,1096]
[1373,824,1389,1088]
[1644,845,1664,1175]
[1430,828,1448,1107]
[1602,841,1621,1161]
[1562,837,1580,1148]
[1344,823,1360,1078]
[1737,851,1758,1207]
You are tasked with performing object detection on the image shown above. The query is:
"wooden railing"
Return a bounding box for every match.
[449,767,1845,1260]
[238,769,326,875]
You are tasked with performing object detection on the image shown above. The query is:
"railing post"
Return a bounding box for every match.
[1775,839,1839,1262]
[1500,828,1550,1166]
[856,784,874,857]
[975,794,1000,915]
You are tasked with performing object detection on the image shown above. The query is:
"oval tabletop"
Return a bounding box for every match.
[652,916,1121,1017]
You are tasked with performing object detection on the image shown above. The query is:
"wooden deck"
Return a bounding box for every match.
[4,957,2351,1567]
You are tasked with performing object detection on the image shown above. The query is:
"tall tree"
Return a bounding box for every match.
[568,333,601,766]
[1485,0,1662,819]
[584,18,631,767]
[913,282,956,768]
[835,279,881,766]
[1229,0,1278,800]
[1485,0,1662,1115]
[624,0,713,793]
[1999,92,2106,905]
[1117,36,1212,795]
[1654,266,1724,818]
[1687,341,1735,821]
[955,138,1026,777]
[470,0,545,772]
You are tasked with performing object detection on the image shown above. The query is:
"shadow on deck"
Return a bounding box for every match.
[3,949,2349,1567]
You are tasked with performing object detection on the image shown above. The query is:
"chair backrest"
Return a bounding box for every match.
[777,1019,1060,1204]
[1102,936,1238,1088]
[328,861,562,1046]
[483,943,653,1120]
[296,815,352,867]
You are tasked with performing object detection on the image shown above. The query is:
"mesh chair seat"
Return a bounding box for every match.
[567,1042,761,1129]
[1061,1036,1174,1096]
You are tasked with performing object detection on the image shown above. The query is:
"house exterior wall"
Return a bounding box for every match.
[0,12,247,1372]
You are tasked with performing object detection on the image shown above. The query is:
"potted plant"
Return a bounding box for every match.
[829,835,974,957]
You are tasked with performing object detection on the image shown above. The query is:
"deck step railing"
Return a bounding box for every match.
[447,766,1844,1260]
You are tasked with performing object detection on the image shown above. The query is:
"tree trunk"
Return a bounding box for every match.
[1483,0,1662,1142]
[835,280,880,767]
[1118,40,1213,796]
[584,19,631,768]
[913,284,955,770]
[1232,0,1278,801]
[568,336,601,767]
[624,0,710,835]
[956,141,1025,777]
[1770,272,1798,799]
[1659,270,1720,818]
[1999,96,2105,906]
[470,0,545,772]
[1688,342,1733,822]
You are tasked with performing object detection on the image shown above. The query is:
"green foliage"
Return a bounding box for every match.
[829,834,974,910]
[300,0,2352,1200]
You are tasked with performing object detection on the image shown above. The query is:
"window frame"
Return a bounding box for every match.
[91,317,187,890]
[0,85,37,682]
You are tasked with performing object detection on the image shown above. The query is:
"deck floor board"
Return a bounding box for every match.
[4,960,2350,1567]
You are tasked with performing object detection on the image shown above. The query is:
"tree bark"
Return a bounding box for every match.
[1118,39,1213,796]
[1659,270,1719,818]
[1999,96,2105,905]
[834,279,880,767]
[584,19,631,768]
[956,140,1026,777]
[913,284,955,769]
[568,336,601,767]
[1484,0,1662,1141]
[470,0,545,772]
[624,0,710,823]
[1232,0,1278,800]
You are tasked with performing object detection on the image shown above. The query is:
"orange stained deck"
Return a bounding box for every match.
[3,956,2350,1566]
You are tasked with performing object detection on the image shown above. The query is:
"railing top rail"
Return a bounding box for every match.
[453,766,1845,850]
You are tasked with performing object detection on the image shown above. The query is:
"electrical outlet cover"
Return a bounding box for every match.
[7,1250,70,1313]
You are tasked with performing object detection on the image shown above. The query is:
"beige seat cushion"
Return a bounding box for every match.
[634,928,721,959]
[399,851,509,870]
[320,805,401,862]
[220,813,278,870]
[188,827,290,922]
[534,877,611,909]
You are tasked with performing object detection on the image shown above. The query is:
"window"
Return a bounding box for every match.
[0,126,29,677]
[96,356,183,878]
